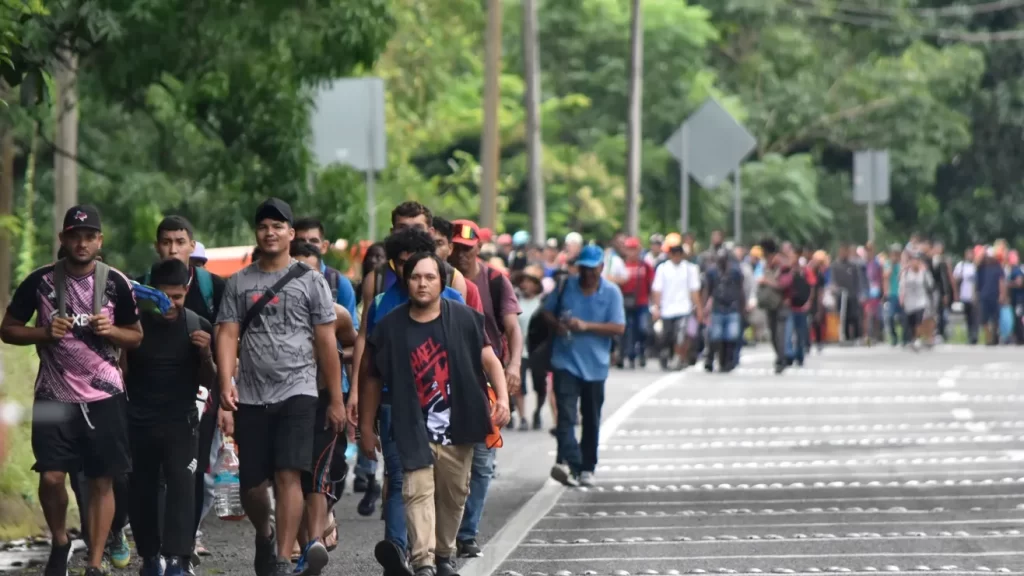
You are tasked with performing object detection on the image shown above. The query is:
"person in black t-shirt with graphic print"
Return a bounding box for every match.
[124,259,216,576]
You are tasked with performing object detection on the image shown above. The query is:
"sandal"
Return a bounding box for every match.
[323,518,339,552]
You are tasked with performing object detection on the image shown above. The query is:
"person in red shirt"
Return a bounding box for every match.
[619,237,655,368]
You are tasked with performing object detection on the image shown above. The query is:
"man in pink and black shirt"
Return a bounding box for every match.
[1,205,142,576]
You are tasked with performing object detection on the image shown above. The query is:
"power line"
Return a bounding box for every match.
[788,0,1024,42]
[812,0,1024,18]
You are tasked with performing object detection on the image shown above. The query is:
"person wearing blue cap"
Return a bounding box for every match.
[540,244,625,487]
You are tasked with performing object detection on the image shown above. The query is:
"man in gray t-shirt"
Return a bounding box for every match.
[215,197,344,576]
[218,261,336,404]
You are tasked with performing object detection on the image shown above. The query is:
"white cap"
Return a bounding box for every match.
[564,232,583,246]
[192,241,208,262]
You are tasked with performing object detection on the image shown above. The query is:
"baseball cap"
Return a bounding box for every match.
[623,236,641,249]
[512,230,530,247]
[192,241,208,263]
[63,205,102,233]
[254,198,293,226]
[576,245,604,268]
[565,232,583,246]
[545,237,559,249]
[451,219,481,247]
[662,232,682,253]
[497,233,513,246]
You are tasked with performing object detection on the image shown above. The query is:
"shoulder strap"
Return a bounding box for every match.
[488,268,505,329]
[374,262,388,296]
[195,267,215,312]
[184,308,202,335]
[143,270,152,286]
[239,263,313,339]
[443,261,455,287]
[324,267,340,299]
[54,260,67,319]
[93,261,110,315]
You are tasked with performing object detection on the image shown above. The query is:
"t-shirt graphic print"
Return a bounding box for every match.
[6,263,139,403]
[217,261,336,405]
[408,316,452,445]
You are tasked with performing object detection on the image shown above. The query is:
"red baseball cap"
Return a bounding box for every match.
[452,220,482,247]
[623,236,641,249]
[479,227,494,243]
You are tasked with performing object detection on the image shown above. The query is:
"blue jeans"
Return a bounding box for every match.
[621,307,650,361]
[553,370,605,474]
[379,404,407,552]
[885,297,905,345]
[785,311,810,363]
[355,453,378,480]
[709,311,741,342]
[456,444,495,541]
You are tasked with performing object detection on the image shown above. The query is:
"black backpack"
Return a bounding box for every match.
[526,273,568,371]
[790,267,812,308]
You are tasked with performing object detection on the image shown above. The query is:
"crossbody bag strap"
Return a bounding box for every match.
[239,263,312,339]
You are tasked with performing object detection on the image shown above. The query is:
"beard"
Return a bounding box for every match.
[64,252,95,266]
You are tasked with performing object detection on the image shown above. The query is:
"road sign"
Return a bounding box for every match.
[310,78,387,240]
[853,150,889,204]
[664,98,757,240]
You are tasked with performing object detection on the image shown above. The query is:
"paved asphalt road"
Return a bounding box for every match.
[6,345,1024,576]
[475,345,1024,576]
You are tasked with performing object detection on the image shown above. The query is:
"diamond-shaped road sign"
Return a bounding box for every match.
[853,149,890,205]
[665,99,756,188]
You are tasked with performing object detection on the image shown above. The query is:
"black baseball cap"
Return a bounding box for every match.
[254,198,293,226]
[63,205,102,233]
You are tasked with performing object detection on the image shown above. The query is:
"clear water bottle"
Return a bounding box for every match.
[214,440,245,521]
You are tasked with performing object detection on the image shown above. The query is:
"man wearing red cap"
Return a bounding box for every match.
[448,219,522,558]
[619,237,654,368]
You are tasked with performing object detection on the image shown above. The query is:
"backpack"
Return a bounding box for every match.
[374,260,455,296]
[790,267,812,308]
[526,273,568,371]
[144,266,215,315]
[54,259,110,318]
[323,266,341,303]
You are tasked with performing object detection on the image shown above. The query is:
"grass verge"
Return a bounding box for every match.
[0,345,79,541]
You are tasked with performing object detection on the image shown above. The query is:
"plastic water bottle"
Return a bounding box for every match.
[214,441,245,521]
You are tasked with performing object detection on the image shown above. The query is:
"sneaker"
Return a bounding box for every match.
[436,557,459,576]
[254,527,277,576]
[549,463,580,487]
[273,560,296,576]
[140,556,164,576]
[45,537,74,576]
[532,412,542,430]
[578,471,595,487]
[358,479,382,517]
[164,557,186,576]
[518,418,529,431]
[294,540,329,576]
[108,528,131,569]
[84,567,109,576]
[413,567,436,576]
[354,475,369,493]
[455,539,482,559]
[374,540,413,576]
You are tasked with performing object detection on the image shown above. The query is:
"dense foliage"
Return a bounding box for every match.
[2,0,1023,282]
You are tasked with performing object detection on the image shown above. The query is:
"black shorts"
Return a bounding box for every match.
[301,395,348,500]
[235,395,318,492]
[981,300,1001,326]
[32,393,131,479]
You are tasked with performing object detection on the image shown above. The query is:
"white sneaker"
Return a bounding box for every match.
[578,471,595,487]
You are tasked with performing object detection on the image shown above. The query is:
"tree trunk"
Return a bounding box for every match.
[624,0,644,237]
[0,124,14,309]
[479,0,502,230]
[522,0,545,243]
[17,124,39,281]
[53,43,80,258]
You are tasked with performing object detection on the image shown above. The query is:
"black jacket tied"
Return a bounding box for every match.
[369,299,493,471]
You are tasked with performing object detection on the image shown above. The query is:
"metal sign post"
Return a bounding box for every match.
[311,78,388,240]
[853,149,890,245]
[665,99,756,240]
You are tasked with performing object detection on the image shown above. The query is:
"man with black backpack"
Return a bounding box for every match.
[123,259,216,576]
[215,198,344,576]
[448,219,522,558]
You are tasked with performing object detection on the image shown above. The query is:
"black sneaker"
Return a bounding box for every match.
[455,539,482,559]
[45,537,73,576]
[532,412,542,430]
[413,567,436,576]
[550,463,580,487]
[374,540,413,576]
[254,528,277,576]
[436,557,459,576]
[358,479,382,517]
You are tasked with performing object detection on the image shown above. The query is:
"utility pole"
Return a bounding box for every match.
[522,0,545,242]
[479,0,502,229]
[53,41,79,258]
[624,0,644,237]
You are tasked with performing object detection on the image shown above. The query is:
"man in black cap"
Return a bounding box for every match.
[215,198,345,576]
[1,204,142,576]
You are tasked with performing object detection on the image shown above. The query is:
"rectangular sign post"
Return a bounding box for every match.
[853,149,890,245]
